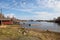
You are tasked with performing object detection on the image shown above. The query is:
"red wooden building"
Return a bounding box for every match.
[0,13,13,25]
[0,19,13,25]
[0,13,20,25]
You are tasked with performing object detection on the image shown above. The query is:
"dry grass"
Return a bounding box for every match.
[0,25,60,40]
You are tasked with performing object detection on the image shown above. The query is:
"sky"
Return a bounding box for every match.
[0,0,60,20]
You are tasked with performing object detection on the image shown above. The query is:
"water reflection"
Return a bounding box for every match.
[20,22,60,32]
[56,23,60,26]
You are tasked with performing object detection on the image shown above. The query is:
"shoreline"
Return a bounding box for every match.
[24,27,60,33]
[0,25,60,40]
[0,24,60,33]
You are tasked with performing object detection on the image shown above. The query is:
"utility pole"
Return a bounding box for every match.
[0,8,2,25]
[0,8,2,14]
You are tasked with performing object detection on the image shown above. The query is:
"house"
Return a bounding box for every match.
[0,19,13,25]
[0,13,13,25]
[0,13,20,25]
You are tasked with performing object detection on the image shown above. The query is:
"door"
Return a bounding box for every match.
[0,21,1,25]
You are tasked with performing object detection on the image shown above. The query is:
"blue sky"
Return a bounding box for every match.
[0,0,60,20]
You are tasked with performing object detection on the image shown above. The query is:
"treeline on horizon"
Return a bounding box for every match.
[54,17,60,23]
[47,17,60,24]
[35,17,60,24]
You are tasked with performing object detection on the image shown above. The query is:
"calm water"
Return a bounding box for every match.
[20,22,60,32]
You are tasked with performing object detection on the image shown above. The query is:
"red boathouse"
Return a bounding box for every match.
[0,13,13,25]
[0,19,13,25]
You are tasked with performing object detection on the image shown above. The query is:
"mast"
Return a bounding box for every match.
[0,8,2,14]
[0,8,2,25]
[0,8,4,18]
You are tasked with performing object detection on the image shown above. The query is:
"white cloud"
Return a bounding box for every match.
[0,0,60,11]
[1,0,60,20]
[36,0,60,11]
[31,11,60,20]
[0,3,10,9]
[5,13,16,18]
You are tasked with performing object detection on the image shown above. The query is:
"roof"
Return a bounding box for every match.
[0,18,11,20]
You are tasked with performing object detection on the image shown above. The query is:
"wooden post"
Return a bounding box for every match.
[1,20,2,25]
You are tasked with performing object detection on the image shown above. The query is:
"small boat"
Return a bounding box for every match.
[29,24,31,26]
[23,23,25,24]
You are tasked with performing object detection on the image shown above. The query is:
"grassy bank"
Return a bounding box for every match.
[0,25,60,40]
